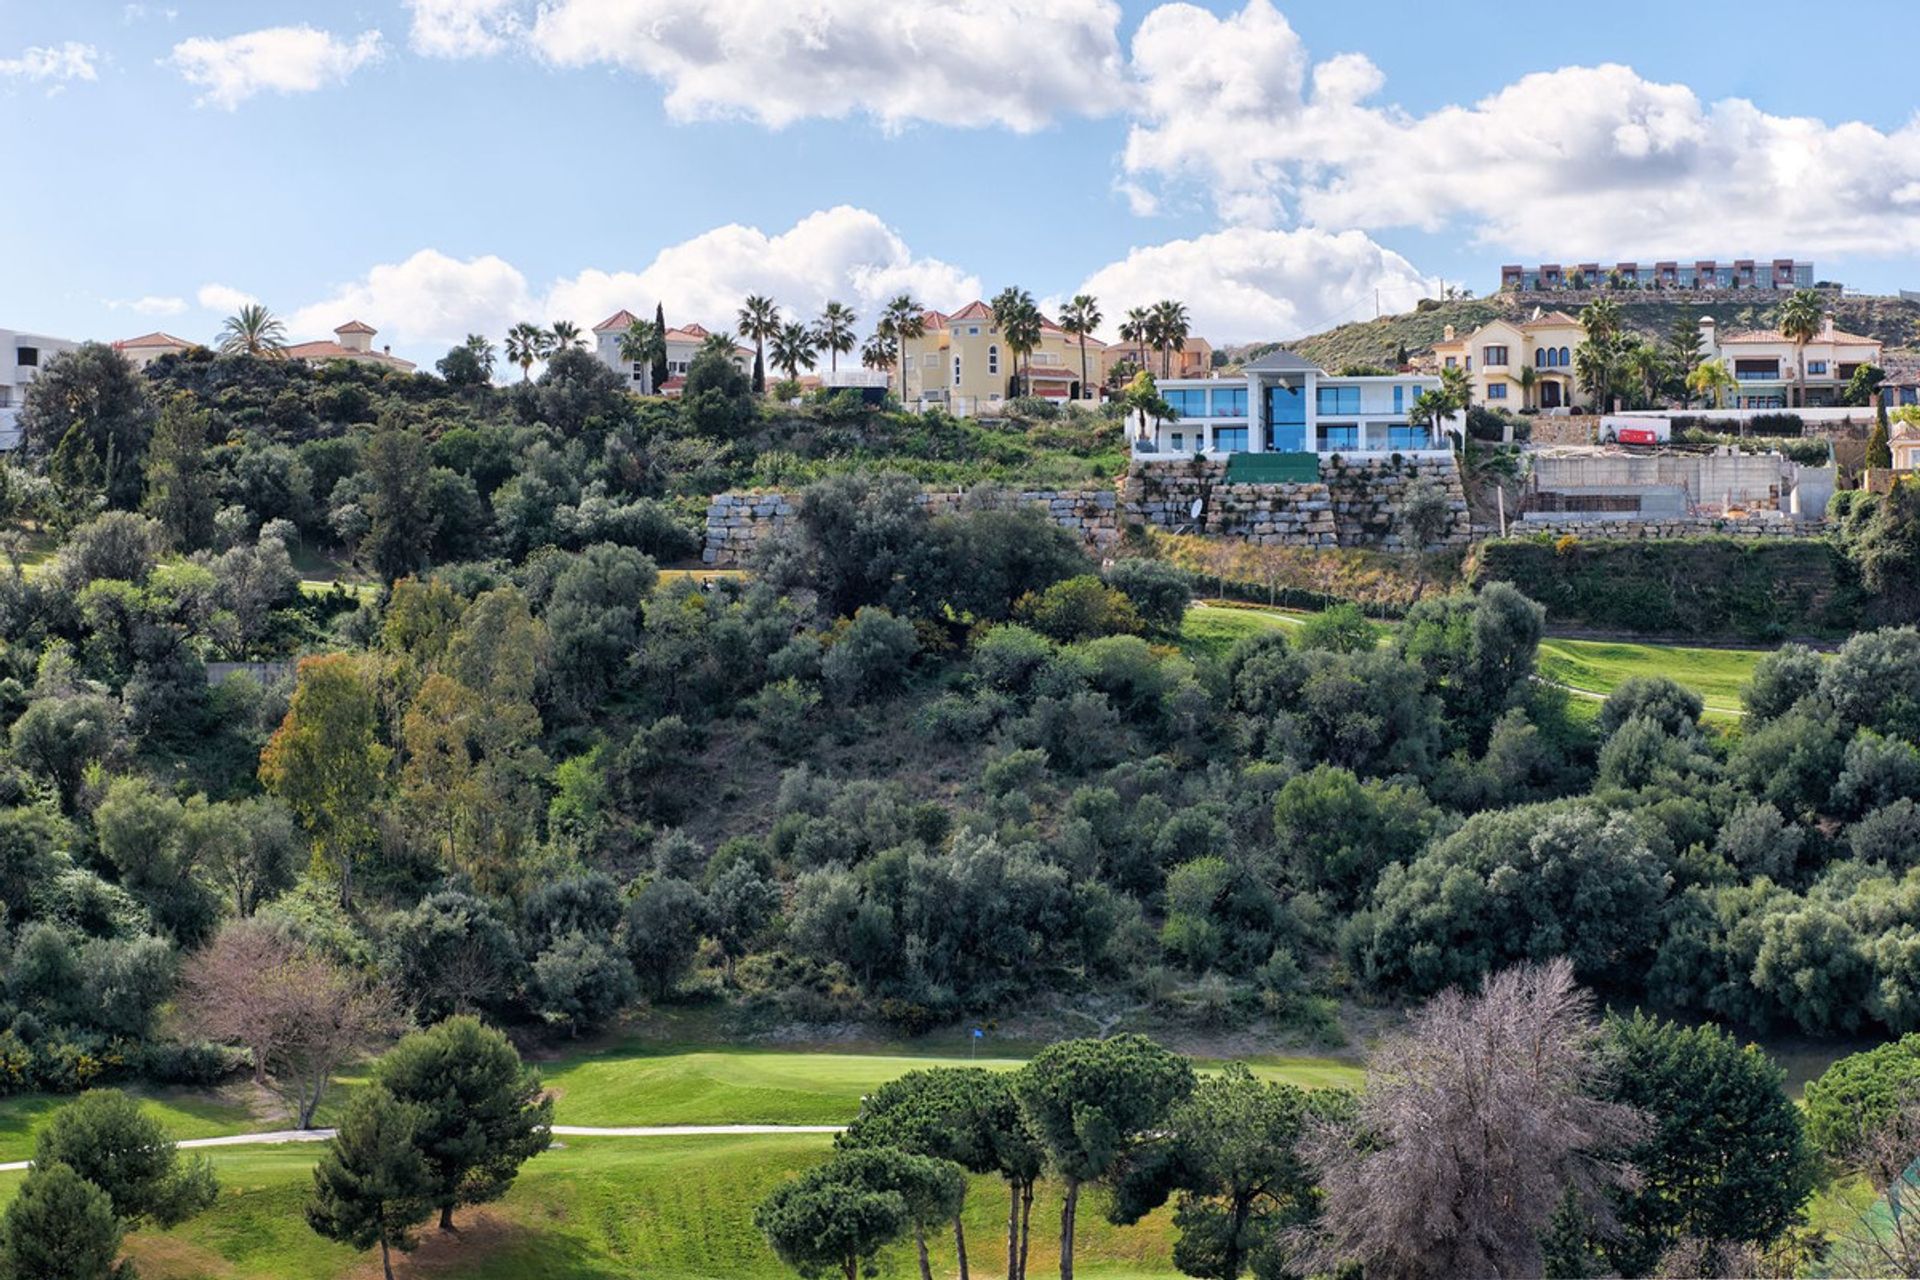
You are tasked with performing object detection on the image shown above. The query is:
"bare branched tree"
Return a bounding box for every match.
[1828,1093,1920,1279]
[178,919,397,1128]
[1296,958,1648,1280]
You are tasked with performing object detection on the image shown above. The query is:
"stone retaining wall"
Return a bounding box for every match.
[703,487,1122,565]
[1119,459,1338,546]
[1321,455,1473,551]
[1514,515,1824,540]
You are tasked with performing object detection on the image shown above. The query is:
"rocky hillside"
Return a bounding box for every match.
[1236,293,1920,373]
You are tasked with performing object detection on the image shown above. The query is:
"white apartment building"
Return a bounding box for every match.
[1136,349,1456,458]
[0,328,82,450]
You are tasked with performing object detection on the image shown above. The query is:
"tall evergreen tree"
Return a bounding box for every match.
[306,1088,435,1280]
[651,302,671,392]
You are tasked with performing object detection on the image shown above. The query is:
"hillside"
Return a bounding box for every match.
[1250,292,1920,372]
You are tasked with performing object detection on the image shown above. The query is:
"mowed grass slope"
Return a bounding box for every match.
[3,1133,1188,1279]
[1179,601,1770,723]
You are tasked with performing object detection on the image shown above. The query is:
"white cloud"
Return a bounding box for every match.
[1076,226,1435,345]
[197,283,259,313]
[406,0,520,57]
[0,42,100,86]
[276,208,982,371]
[108,295,188,317]
[1122,0,1920,256]
[287,250,536,353]
[544,206,980,336]
[168,25,383,109]
[525,0,1126,132]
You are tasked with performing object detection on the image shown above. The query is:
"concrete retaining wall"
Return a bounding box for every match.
[1515,514,1823,540]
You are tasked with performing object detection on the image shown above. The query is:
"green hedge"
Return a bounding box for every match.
[1467,535,1862,638]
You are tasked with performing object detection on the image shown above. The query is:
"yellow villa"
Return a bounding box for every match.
[900,301,1108,415]
[1430,308,1586,410]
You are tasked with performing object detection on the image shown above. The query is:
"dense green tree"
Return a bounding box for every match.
[1394,583,1544,750]
[141,395,217,548]
[306,1087,435,1280]
[623,876,707,997]
[259,653,390,908]
[34,1089,218,1227]
[1102,559,1191,634]
[1271,764,1438,905]
[0,1162,128,1280]
[1803,1034,1920,1161]
[16,343,155,509]
[1599,1013,1815,1275]
[1354,800,1668,995]
[528,931,636,1035]
[373,1016,551,1231]
[1010,1034,1195,1280]
[1108,1064,1351,1280]
[755,1150,914,1280]
[542,543,656,712]
[1743,643,1823,722]
[359,420,437,583]
[384,889,523,1023]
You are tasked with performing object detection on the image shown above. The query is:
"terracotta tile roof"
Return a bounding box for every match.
[112,331,193,350]
[948,300,993,321]
[920,309,949,329]
[1719,324,1880,346]
[593,309,642,333]
[283,340,416,371]
[334,320,377,335]
[1531,310,1582,327]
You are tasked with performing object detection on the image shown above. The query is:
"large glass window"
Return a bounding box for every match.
[1165,388,1208,418]
[1267,384,1307,451]
[1315,385,1359,414]
[1320,424,1358,450]
[1482,345,1508,366]
[1393,385,1404,413]
[1211,386,1247,417]
[1388,425,1430,450]
[1213,427,1248,452]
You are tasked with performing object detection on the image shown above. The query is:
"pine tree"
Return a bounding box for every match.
[0,1162,129,1280]
[306,1088,434,1280]
[1541,1186,1606,1280]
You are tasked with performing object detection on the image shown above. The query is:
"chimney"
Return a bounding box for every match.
[1442,325,1456,341]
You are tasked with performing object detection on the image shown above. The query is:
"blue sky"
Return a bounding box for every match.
[8,0,1920,366]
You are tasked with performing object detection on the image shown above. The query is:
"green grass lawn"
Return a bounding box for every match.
[1535,638,1764,724]
[537,1037,1360,1128]
[1,1134,1186,1279]
[0,1085,259,1163]
[1181,602,1769,725]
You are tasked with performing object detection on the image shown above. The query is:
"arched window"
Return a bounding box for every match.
[1535,347,1544,368]
[1559,346,1570,366]
[953,355,962,387]
[987,345,1000,375]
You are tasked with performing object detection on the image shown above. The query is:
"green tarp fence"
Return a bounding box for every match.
[1222,452,1320,485]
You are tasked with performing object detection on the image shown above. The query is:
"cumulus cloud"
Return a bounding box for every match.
[406,0,520,57]
[108,295,189,317]
[1122,0,1920,256]
[196,283,259,313]
[523,0,1125,131]
[287,250,536,353]
[0,42,100,86]
[168,25,383,109]
[544,206,980,334]
[278,207,977,367]
[1075,226,1435,345]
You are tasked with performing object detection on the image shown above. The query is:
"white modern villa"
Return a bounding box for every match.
[1,327,81,450]
[1135,349,1457,458]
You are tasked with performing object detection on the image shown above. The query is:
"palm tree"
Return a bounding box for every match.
[1410,388,1455,450]
[878,295,924,406]
[769,322,817,381]
[812,301,857,373]
[737,295,781,394]
[1578,297,1623,346]
[1120,307,1152,371]
[699,329,743,363]
[504,322,549,382]
[217,304,288,358]
[1059,294,1101,402]
[462,334,495,380]
[860,331,894,377]
[1574,338,1622,412]
[1517,364,1538,412]
[1150,299,1190,377]
[991,287,1042,398]
[1687,359,1737,410]
[1623,342,1668,408]
[548,320,586,351]
[1438,363,1472,412]
[618,319,662,389]
[1777,288,1826,408]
